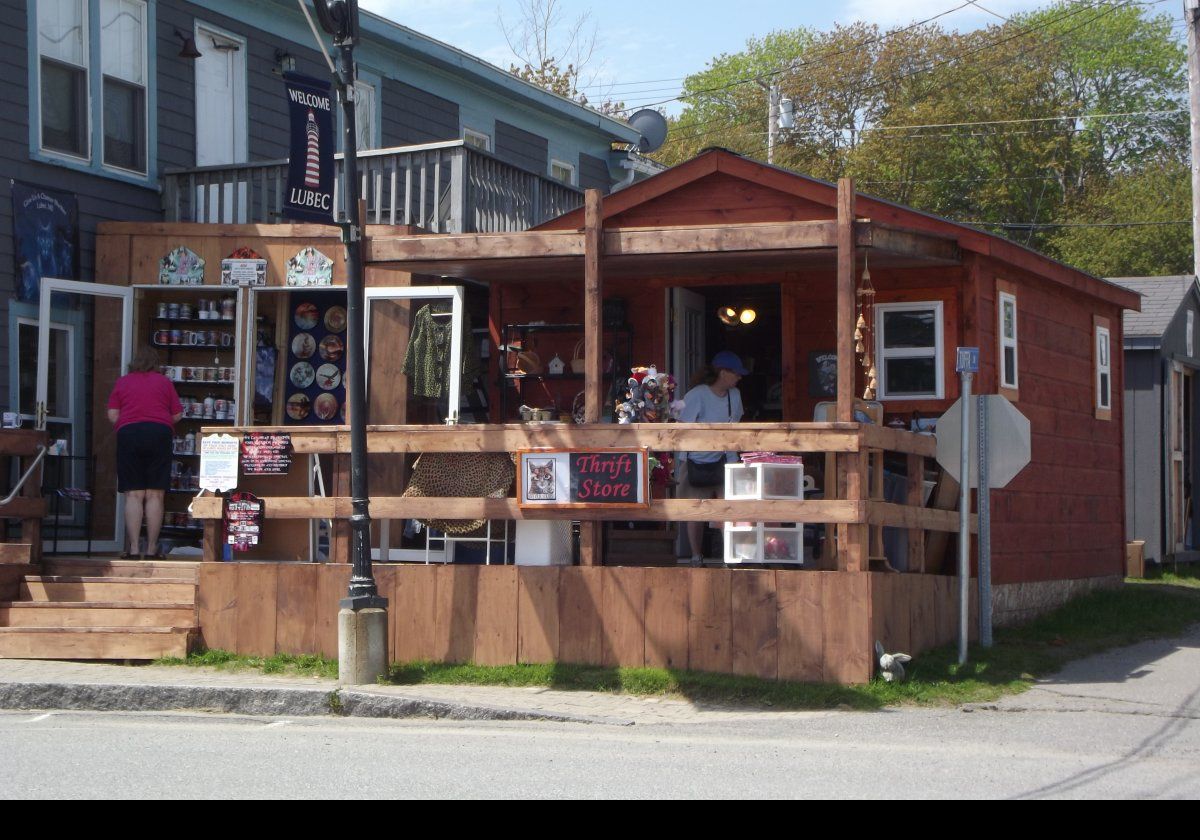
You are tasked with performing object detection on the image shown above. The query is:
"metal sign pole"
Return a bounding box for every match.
[958,370,972,666]
[955,347,978,667]
[978,394,993,647]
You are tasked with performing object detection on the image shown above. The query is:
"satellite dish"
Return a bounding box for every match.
[628,109,668,153]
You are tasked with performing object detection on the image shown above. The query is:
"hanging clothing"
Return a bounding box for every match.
[402,303,482,399]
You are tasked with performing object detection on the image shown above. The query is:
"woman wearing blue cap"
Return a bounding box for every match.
[677,350,747,566]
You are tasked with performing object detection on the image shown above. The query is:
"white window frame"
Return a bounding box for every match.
[35,0,91,164]
[550,158,576,186]
[30,0,154,182]
[875,301,945,400]
[99,0,149,176]
[463,127,491,152]
[998,290,1018,390]
[1095,324,1112,413]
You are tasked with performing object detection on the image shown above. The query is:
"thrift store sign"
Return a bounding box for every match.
[517,449,649,509]
[282,72,335,223]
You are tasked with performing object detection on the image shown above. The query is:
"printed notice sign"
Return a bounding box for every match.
[241,432,292,475]
[517,449,649,509]
[199,433,239,492]
[225,491,263,552]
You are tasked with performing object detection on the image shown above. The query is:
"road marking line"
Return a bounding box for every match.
[264,720,292,728]
[23,713,53,723]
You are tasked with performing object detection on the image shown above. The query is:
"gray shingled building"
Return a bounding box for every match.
[1112,276,1200,565]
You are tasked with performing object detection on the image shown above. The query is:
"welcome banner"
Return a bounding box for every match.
[282,72,336,224]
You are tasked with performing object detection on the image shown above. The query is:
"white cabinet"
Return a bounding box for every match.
[722,463,805,565]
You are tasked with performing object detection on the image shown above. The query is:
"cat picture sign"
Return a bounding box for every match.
[517,449,650,510]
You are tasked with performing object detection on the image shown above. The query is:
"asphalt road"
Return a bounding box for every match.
[2,629,1198,799]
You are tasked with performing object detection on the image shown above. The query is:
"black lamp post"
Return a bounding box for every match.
[310,0,384,612]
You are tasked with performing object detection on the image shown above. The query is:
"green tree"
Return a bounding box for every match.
[1047,158,1192,277]
[652,1,1189,272]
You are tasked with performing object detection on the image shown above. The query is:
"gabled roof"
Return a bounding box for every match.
[540,149,1139,311]
[1110,276,1197,340]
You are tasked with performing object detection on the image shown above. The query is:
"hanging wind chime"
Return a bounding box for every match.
[855,252,877,400]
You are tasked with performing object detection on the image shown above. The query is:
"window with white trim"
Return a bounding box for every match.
[463,128,490,151]
[1096,324,1112,412]
[33,0,150,175]
[998,291,1018,389]
[38,0,89,158]
[550,159,575,186]
[354,79,376,151]
[100,0,147,172]
[875,301,945,400]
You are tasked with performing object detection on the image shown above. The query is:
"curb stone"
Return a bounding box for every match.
[0,681,633,726]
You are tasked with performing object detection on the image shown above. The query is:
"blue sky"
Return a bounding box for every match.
[356,1,1146,115]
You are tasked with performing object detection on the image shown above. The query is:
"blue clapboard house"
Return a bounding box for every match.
[3,0,655,546]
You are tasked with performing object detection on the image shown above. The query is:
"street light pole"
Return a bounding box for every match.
[310,0,387,685]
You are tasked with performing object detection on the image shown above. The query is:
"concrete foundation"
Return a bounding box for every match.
[992,576,1122,628]
[337,607,389,686]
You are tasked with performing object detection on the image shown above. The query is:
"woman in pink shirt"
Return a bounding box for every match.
[107,348,182,559]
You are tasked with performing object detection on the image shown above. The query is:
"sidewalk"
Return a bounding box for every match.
[0,659,826,726]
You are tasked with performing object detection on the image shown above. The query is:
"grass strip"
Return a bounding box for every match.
[156,576,1200,710]
[154,649,339,680]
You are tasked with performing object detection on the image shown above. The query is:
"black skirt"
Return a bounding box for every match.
[116,422,173,492]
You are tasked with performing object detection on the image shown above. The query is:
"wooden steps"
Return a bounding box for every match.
[0,556,199,661]
[42,559,200,582]
[20,577,197,604]
[0,627,193,660]
[0,602,196,628]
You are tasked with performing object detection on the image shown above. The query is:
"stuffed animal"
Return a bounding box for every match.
[875,640,913,682]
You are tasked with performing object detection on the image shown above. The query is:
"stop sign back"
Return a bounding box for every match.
[936,395,1031,489]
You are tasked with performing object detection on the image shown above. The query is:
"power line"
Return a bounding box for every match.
[966,219,1189,227]
[610,0,983,114]
[665,0,1146,147]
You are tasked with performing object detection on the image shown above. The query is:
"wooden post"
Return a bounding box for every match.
[834,179,867,572]
[580,189,604,566]
[836,450,868,572]
[583,189,604,422]
[836,178,856,423]
[906,453,927,573]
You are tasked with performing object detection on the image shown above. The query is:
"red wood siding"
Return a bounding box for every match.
[973,257,1126,584]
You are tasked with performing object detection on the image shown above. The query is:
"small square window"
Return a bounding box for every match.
[463,128,490,151]
[876,301,944,400]
[550,159,575,186]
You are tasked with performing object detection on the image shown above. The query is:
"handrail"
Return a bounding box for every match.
[0,445,47,507]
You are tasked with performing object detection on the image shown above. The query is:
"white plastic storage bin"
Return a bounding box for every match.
[761,527,803,564]
[724,462,804,500]
[723,527,760,564]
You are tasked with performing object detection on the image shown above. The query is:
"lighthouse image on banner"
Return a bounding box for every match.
[282,73,335,223]
[304,110,321,188]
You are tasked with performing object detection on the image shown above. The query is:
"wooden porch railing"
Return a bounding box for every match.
[0,430,48,563]
[191,422,973,570]
[161,141,584,232]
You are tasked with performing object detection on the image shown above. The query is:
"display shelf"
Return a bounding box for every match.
[500,321,631,420]
[153,341,234,350]
[722,462,804,565]
[151,317,235,325]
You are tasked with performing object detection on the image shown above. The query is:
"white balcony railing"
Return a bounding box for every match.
[162,140,585,233]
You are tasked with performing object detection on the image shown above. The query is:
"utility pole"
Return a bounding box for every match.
[310,0,388,686]
[767,84,779,165]
[1187,0,1200,276]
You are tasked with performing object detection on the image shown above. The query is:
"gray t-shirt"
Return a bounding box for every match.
[679,384,744,463]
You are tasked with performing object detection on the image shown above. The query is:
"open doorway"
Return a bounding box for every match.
[668,283,783,420]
